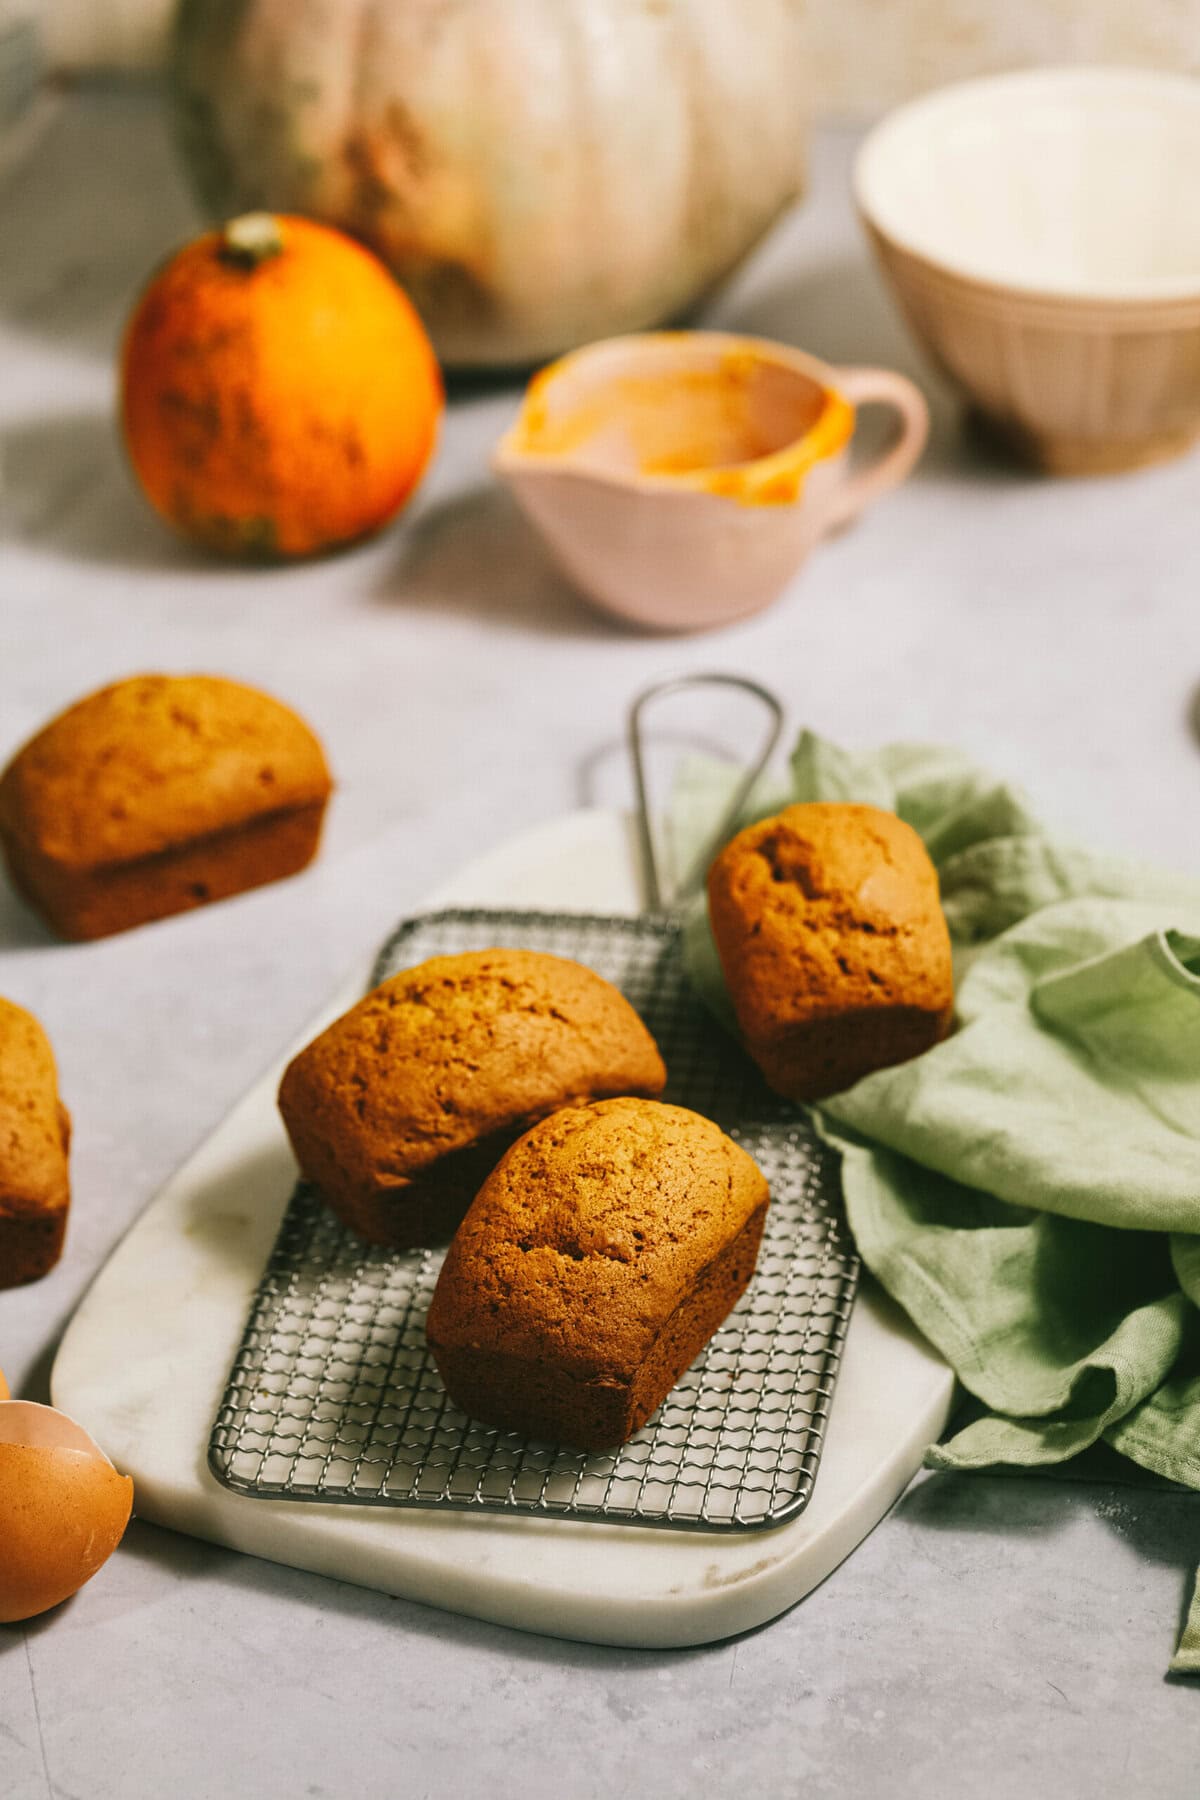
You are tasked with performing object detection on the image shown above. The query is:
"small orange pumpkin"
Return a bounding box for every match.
[121,213,443,558]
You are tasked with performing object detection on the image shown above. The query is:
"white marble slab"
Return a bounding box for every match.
[50,808,953,1649]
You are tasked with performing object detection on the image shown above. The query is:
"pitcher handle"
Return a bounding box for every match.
[824,367,929,532]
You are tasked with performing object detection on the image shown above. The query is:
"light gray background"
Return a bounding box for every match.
[46,0,1200,107]
[1,88,1198,1799]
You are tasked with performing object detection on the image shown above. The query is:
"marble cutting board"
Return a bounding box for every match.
[50,808,954,1649]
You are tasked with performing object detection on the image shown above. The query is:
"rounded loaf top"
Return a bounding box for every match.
[277,949,668,1210]
[708,802,952,1027]
[0,997,70,1213]
[0,674,333,872]
[427,1096,769,1381]
[706,801,954,1100]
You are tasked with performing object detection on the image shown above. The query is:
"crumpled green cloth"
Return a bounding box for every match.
[675,730,1200,1674]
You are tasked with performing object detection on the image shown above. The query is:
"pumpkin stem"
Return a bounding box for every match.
[220,213,285,268]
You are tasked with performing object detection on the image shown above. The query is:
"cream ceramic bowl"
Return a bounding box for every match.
[856,67,1200,474]
[494,332,927,632]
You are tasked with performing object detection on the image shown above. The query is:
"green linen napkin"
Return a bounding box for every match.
[675,731,1200,1674]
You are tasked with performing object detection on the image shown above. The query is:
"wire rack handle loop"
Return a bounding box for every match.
[627,673,785,914]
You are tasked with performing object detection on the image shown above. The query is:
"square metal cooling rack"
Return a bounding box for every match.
[208,907,859,1532]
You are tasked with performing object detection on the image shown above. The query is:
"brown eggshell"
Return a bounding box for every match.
[0,1401,134,1623]
[0,1369,8,1400]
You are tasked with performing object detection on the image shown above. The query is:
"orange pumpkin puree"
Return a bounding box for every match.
[514,348,853,506]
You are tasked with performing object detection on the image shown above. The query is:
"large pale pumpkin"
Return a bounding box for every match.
[170,0,806,367]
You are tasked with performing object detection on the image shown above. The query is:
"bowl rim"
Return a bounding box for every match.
[854,64,1200,305]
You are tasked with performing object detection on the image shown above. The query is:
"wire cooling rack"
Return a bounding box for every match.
[208,908,859,1532]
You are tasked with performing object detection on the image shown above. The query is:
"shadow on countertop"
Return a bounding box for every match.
[895,1462,1200,1680]
[0,876,58,952]
[113,1514,728,1675]
[374,484,620,643]
[0,409,214,572]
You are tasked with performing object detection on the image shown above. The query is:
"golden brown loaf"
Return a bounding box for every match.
[426,1097,769,1450]
[277,949,668,1249]
[0,673,333,940]
[0,998,71,1288]
[707,802,953,1101]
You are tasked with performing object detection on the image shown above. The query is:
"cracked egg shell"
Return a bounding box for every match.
[0,1400,133,1622]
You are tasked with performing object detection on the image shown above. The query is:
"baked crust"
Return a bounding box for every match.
[0,674,332,939]
[707,802,954,1100]
[278,950,668,1250]
[426,1097,769,1449]
[0,998,71,1288]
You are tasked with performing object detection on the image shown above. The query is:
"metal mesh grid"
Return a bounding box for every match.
[209,909,858,1532]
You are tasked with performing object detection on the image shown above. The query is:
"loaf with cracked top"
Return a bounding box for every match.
[426,1096,769,1449]
[277,948,668,1249]
[0,997,71,1288]
[707,802,953,1101]
[0,673,332,940]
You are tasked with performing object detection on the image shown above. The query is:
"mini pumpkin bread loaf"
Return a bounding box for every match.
[278,949,667,1249]
[0,998,71,1288]
[707,803,953,1102]
[426,1097,769,1450]
[0,674,332,940]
